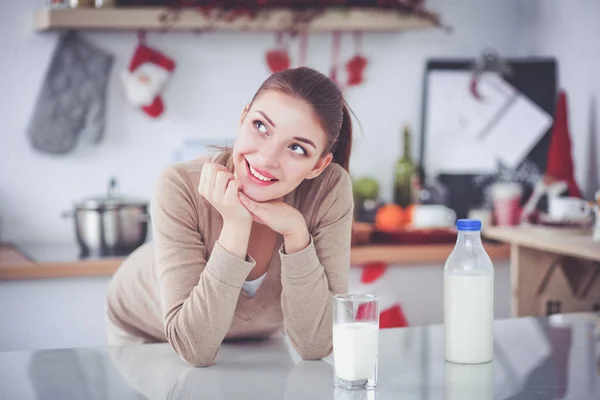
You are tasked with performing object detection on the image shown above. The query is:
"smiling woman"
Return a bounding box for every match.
[105,67,356,367]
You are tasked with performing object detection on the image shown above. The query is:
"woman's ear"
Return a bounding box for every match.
[238,104,250,128]
[306,153,333,179]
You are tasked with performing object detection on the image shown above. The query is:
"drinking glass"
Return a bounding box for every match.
[332,294,379,390]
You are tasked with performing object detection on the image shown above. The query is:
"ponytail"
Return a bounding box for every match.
[332,102,353,173]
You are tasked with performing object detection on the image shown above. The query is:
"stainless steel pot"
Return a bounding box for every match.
[63,178,150,258]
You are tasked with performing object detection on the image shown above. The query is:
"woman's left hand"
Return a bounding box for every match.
[238,192,310,252]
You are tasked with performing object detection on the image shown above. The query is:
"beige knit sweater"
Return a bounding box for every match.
[106,153,354,367]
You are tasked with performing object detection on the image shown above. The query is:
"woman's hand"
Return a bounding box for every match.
[198,163,252,226]
[238,192,310,254]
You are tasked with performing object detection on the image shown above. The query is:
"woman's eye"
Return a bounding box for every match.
[290,143,306,156]
[253,120,268,134]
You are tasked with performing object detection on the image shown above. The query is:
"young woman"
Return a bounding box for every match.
[106,66,355,367]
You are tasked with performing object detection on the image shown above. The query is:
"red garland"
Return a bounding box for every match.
[153,0,447,31]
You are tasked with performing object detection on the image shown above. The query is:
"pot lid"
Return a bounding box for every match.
[75,178,148,209]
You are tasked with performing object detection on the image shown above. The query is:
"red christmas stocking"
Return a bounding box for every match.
[121,36,175,119]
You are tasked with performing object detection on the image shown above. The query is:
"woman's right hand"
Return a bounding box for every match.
[198,163,252,226]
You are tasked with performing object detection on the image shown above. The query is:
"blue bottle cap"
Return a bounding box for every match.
[456,219,482,231]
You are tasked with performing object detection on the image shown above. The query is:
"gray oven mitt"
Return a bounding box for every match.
[27,31,114,155]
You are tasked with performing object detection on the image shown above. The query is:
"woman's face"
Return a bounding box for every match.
[232,90,332,202]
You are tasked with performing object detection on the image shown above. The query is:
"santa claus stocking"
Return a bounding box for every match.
[121,35,175,118]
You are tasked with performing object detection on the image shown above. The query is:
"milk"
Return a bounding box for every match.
[333,322,379,381]
[444,271,494,364]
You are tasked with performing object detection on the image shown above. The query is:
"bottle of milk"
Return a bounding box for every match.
[444,219,494,364]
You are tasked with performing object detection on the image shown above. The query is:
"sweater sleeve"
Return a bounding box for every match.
[279,167,354,360]
[151,165,254,367]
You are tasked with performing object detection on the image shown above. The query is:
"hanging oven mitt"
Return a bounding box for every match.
[27,31,114,155]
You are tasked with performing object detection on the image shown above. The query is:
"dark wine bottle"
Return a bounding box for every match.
[393,124,416,207]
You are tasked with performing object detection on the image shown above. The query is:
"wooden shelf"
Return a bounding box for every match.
[34,7,434,32]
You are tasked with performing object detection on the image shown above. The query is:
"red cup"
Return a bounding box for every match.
[491,183,522,226]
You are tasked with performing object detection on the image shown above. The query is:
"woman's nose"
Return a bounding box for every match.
[257,141,280,168]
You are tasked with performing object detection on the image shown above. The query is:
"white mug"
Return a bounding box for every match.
[548,196,592,221]
[411,205,456,228]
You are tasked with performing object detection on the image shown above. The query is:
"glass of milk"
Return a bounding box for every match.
[444,218,494,364]
[333,294,379,390]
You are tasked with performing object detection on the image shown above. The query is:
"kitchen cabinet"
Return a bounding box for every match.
[484,226,600,318]
[349,259,511,326]
[0,277,111,352]
[0,261,512,352]
[0,243,511,351]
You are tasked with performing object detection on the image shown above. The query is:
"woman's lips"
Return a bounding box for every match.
[250,164,277,180]
[245,159,278,186]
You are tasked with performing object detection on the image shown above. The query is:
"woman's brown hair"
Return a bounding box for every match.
[248,67,353,172]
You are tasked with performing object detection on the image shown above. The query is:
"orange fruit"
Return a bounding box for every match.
[375,204,405,232]
[404,204,415,226]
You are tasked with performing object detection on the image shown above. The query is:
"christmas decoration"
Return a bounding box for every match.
[326,31,368,90]
[545,90,582,198]
[345,32,367,87]
[152,0,448,32]
[264,30,368,90]
[121,33,176,118]
[265,32,291,73]
[355,261,409,329]
[149,1,444,89]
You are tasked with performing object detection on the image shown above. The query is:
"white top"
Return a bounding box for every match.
[242,272,267,297]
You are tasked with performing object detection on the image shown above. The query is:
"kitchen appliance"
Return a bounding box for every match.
[63,177,150,258]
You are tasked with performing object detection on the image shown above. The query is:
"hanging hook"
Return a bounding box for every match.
[329,31,341,86]
[469,48,513,100]
[298,31,308,66]
[137,30,146,46]
[353,31,363,54]
[481,48,512,76]
[107,177,119,198]
[472,48,513,78]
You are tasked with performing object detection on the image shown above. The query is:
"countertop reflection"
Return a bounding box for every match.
[0,313,598,400]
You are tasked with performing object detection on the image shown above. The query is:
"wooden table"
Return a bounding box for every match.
[484,226,600,318]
